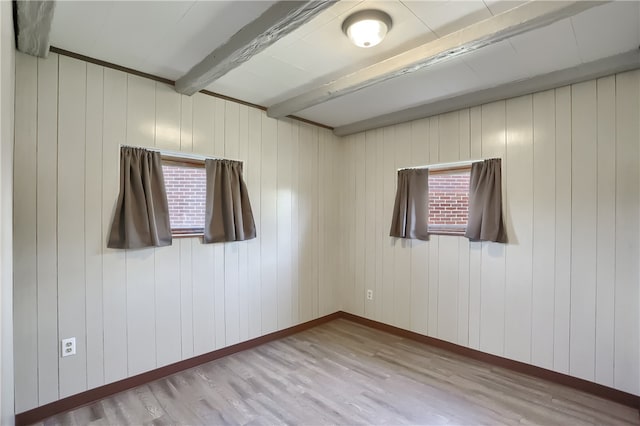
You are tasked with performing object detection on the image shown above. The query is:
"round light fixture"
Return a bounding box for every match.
[342,9,392,48]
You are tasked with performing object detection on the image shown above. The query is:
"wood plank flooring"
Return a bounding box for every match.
[36,319,639,425]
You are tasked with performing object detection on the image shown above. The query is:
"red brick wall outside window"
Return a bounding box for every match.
[428,170,470,234]
[162,164,206,232]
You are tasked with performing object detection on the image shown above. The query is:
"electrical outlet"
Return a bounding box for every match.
[61,338,76,357]
[366,289,373,300]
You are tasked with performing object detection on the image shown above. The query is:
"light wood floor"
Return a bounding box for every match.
[37,319,639,425]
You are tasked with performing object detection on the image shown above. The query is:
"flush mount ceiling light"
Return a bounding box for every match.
[342,9,392,48]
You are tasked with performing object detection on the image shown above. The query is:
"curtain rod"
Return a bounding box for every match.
[398,158,484,171]
[120,145,241,163]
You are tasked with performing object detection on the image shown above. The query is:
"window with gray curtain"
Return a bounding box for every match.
[464,158,507,243]
[203,159,256,243]
[389,168,430,240]
[107,147,172,249]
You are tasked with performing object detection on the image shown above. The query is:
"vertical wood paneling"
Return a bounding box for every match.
[154,83,182,367]
[409,119,429,335]
[553,86,572,374]
[427,117,439,336]
[343,136,355,314]
[246,108,262,338]
[224,101,240,345]
[364,131,376,319]
[213,99,226,349]
[14,55,343,412]
[437,236,458,343]
[124,75,157,376]
[36,54,60,402]
[504,95,533,363]
[595,76,616,387]
[337,72,639,398]
[570,80,598,382]
[457,110,471,346]
[261,114,278,333]
[437,112,460,343]
[179,240,193,358]
[614,71,640,394]
[531,90,556,369]
[237,105,250,341]
[468,106,482,350]
[374,129,385,321]
[479,101,507,356]
[191,94,216,355]
[277,120,293,328]
[354,133,366,317]
[317,129,331,316]
[211,98,227,349]
[309,128,319,319]
[381,127,395,325]
[297,124,311,322]
[84,62,104,389]
[102,68,128,384]
[13,55,640,413]
[438,111,459,162]
[393,123,412,330]
[13,52,38,413]
[57,56,88,397]
[179,95,194,360]
[290,122,300,325]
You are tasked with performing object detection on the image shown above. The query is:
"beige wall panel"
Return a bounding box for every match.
[594,76,616,387]
[504,95,533,363]
[614,70,640,394]
[13,52,38,413]
[478,101,506,357]
[84,62,105,390]
[569,80,598,382]
[57,56,88,397]
[553,85,572,374]
[531,89,556,370]
[36,54,60,402]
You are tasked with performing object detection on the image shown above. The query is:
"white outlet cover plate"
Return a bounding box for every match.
[61,337,76,357]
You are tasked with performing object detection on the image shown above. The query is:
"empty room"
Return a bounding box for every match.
[1,0,639,424]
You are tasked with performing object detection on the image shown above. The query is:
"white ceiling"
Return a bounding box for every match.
[49,0,640,131]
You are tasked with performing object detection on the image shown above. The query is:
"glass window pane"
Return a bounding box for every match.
[162,164,206,232]
[428,169,470,233]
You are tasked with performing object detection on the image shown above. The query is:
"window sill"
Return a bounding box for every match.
[172,229,204,239]
[428,225,466,237]
[428,230,466,237]
[172,233,203,239]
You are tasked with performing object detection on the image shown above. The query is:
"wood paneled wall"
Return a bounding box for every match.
[13,52,341,413]
[0,0,15,422]
[13,51,640,412]
[338,71,640,396]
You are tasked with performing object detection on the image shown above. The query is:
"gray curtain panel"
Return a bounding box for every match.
[389,168,430,240]
[465,158,507,243]
[203,159,256,243]
[108,147,172,249]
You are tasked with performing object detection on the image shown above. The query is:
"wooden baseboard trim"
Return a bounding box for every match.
[339,312,640,411]
[15,312,342,426]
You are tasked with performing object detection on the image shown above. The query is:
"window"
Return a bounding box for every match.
[161,157,206,236]
[428,166,471,235]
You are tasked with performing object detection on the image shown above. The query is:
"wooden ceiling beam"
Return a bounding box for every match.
[334,49,640,136]
[15,0,56,58]
[267,1,608,119]
[175,0,336,96]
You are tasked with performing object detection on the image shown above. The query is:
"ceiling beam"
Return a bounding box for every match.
[267,0,608,119]
[175,0,336,96]
[334,49,640,136]
[15,0,56,58]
